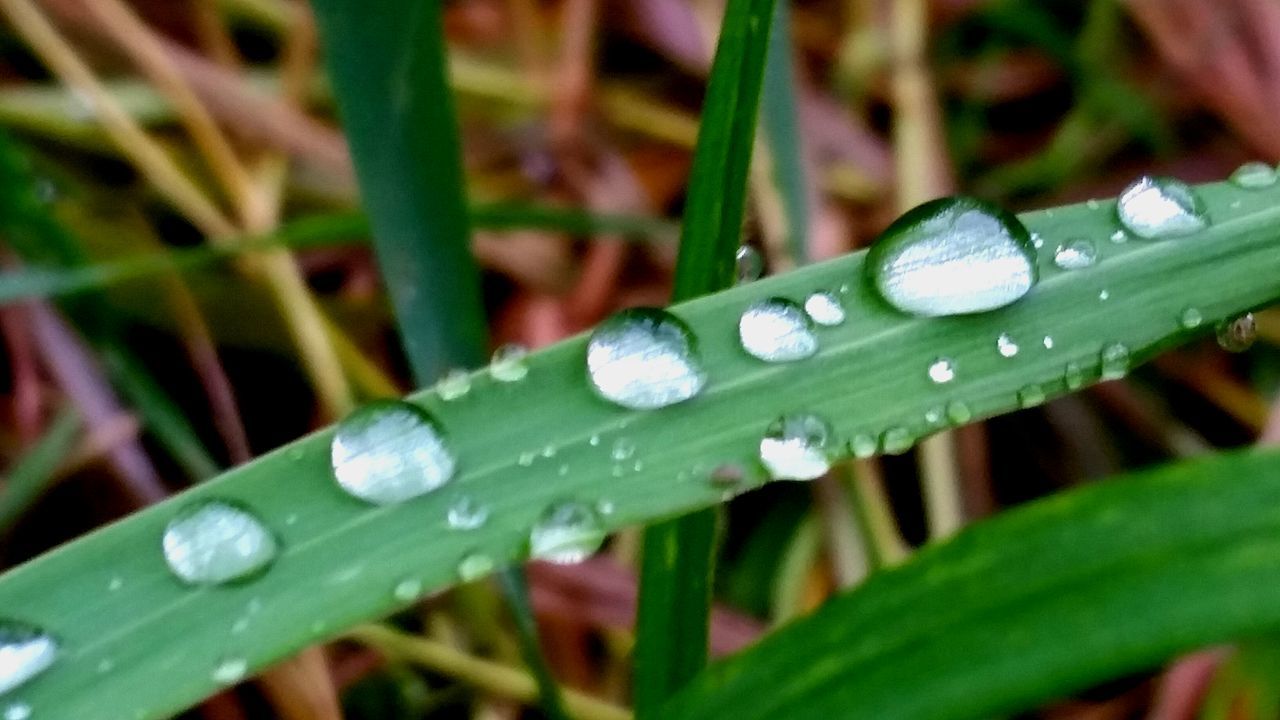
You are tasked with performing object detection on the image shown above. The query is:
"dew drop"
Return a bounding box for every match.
[1099,290,1110,301]
[3,703,30,720]
[758,414,833,481]
[803,291,846,326]
[1053,239,1098,270]
[446,496,490,531]
[924,407,944,426]
[928,357,956,384]
[489,344,529,382]
[393,578,423,602]
[1230,161,1277,189]
[1116,176,1208,239]
[1031,232,1044,249]
[1086,199,1101,210]
[1017,385,1046,409]
[96,659,114,674]
[1100,342,1130,380]
[610,438,635,461]
[436,369,472,401]
[212,658,247,685]
[0,624,56,695]
[866,196,1037,316]
[738,298,818,362]
[530,502,605,564]
[596,500,616,515]
[996,333,1019,358]
[457,553,495,582]
[735,245,763,283]
[1180,307,1203,330]
[1216,313,1257,352]
[1064,361,1085,390]
[880,427,914,455]
[1042,336,1055,350]
[107,577,123,592]
[946,401,972,425]
[517,451,535,467]
[162,500,277,585]
[330,401,457,505]
[849,434,878,459]
[586,308,706,410]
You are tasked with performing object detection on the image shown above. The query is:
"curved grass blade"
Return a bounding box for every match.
[0,406,80,533]
[0,178,1278,717]
[661,446,1280,720]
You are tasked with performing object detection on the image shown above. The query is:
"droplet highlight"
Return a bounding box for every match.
[738,298,818,362]
[1230,161,1277,189]
[758,414,833,481]
[530,502,605,564]
[928,357,956,384]
[162,500,278,585]
[446,496,490,531]
[735,245,763,283]
[331,401,457,505]
[586,308,706,410]
[1053,239,1098,270]
[489,344,529,382]
[996,333,1019,358]
[0,623,56,695]
[1116,176,1208,239]
[436,369,472,401]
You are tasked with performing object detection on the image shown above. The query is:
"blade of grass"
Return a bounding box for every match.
[635,1,778,715]
[0,405,80,533]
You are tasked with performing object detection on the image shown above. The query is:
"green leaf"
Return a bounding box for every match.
[2,178,1279,718]
[662,446,1280,720]
[636,0,778,714]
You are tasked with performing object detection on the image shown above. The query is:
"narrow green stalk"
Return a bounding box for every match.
[0,406,80,532]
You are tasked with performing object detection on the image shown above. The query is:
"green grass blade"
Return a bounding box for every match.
[0,406,80,533]
[1,178,1279,717]
[637,1,778,713]
[661,446,1280,720]
[758,0,809,265]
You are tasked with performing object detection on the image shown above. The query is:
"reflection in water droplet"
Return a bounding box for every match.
[1100,342,1130,380]
[586,308,706,410]
[457,553,495,582]
[331,401,457,505]
[447,496,490,531]
[996,333,1019,358]
[803,292,846,326]
[866,196,1038,316]
[530,502,605,564]
[738,298,818,362]
[437,369,472,401]
[489,344,529,382]
[212,658,248,685]
[881,427,914,455]
[928,358,956,384]
[1230,161,1277,189]
[1217,313,1257,352]
[162,500,278,585]
[735,245,763,283]
[0,623,57,695]
[1116,176,1208,239]
[1053,239,1098,270]
[759,414,833,481]
[1180,307,1203,330]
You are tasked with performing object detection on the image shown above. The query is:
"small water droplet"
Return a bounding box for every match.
[447,496,490,531]
[759,414,834,481]
[610,438,635,461]
[1230,199,1243,209]
[517,451,535,467]
[996,333,1019,358]
[489,344,529,382]
[596,500,616,515]
[586,308,706,410]
[867,197,1038,316]
[0,623,56,695]
[1031,233,1044,249]
[212,658,247,685]
[1064,361,1085,390]
[1042,335,1055,350]
[1116,176,1208,239]
[107,577,123,591]
[331,401,457,505]
[1109,229,1128,244]
[928,357,956,384]
[3,703,30,720]
[588,434,601,447]
[1086,199,1101,210]
[1216,313,1256,352]
[284,513,299,526]
[1098,290,1110,301]
[880,427,914,455]
[924,407,945,427]
[557,464,569,477]
[1017,385,1046,408]
[849,434,877,458]
[1230,161,1277,189]
[1100,342,1130,380]
[393,578,423,602]
[1053,239,1098,270]
[96,659,114,674]
[540,445,556,458]
[735,245,763,283]
[231,617,250,634]
[530,502,605,564]
[946,401,972,425]
[436,369,472,401]
[457,553,495,582]
[803,291,846,326]
[738,298,818,362]
[1180,307,1203,330]
[162,500,278,585]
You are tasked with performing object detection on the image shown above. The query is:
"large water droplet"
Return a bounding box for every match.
[489,344,529,382]
[758,414,833,481]
[586,308,706,410]
[1216,313,1256,352]
[162,500,278,585]
[0,624,56,695]
[1100,342,1130,380]
[866,196,1037,316]
[446,496,490,531]
[928,357,956,384]
[436,369,472,401]
[738,298,818,362]
[330,401,457,505]
[803,291,845,326]
[1230,161,1277,189]
[1053,239,1098,270]
[996,333,1019,358]
[735,245,763,283]
[457,553,495,582]
[529,502,605,564]
[1116,176,1208,239]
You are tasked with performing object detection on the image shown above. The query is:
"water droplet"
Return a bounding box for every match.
[867,196,1037,316]
[1230,199,1243,210]
[946,401,972,425]
[3,703,30,720]
[212,658,247,685]
[588,434,601,447]
[517,451,535,467]
[1064,361,1085,389]
[331,401,457,505]
[849,434,877,458]
[1098,290,1110,301]
[393,578,423,602]
[880,427,914,455]
[162,500,278,585]
[1216,313,1256,352]
[735,245,763,283]
[489,344,529,382]
[1086,199,1101,210]
[107,577,123,591]
[1031,232,1044,249]
[803,291,846,326]
[1100,342,1130,380]
[1017,385,1046,408]
[928,357,956,384]
[96,658,114,674]
[1042,336,1055,350]
[457,553,495,582]
[447,496,490,530]
[1180,307,1203,330]
[1053,239,1098,270]
[1116,176,1208,239]
[738,298,818,362]
[1230,161,1277,189]
[610,438,635,461]
[996,333,1019,358]
[530,502,605,564]
[540,446,556,458]
[436,369,472,401]
[759,414,833,481]
[596,500,616,515]
[0,624,56,695]
[924,407,945,427]
[586,308,706,410]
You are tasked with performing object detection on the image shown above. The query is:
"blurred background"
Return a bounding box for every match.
[0,0,1278,718]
